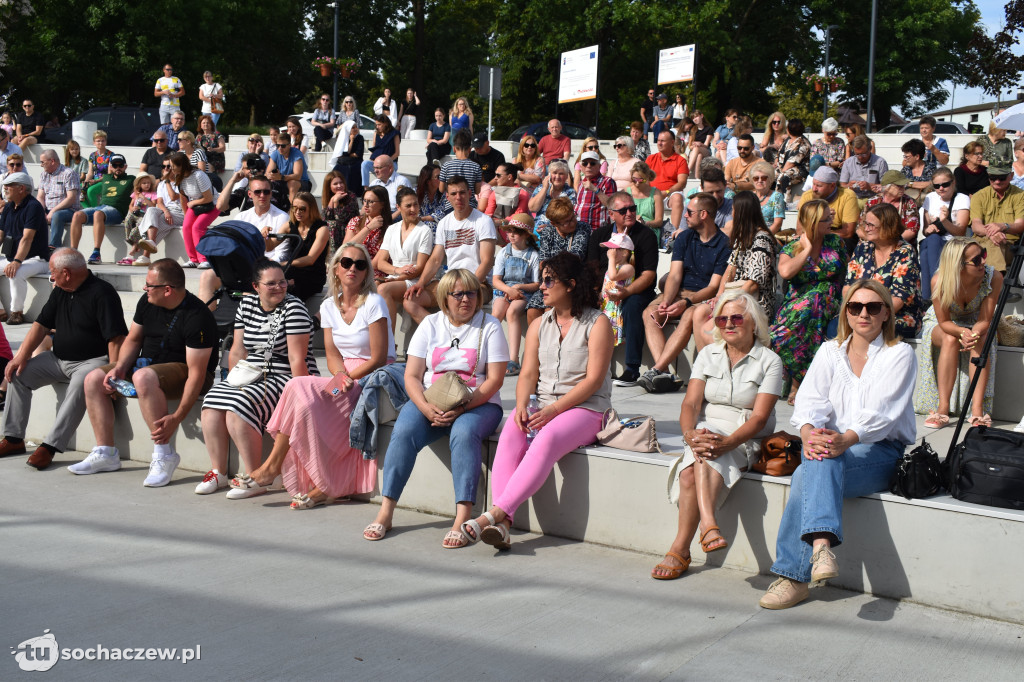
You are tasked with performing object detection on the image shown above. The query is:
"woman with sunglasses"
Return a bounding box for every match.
[364,268,508,546]
[227,244,395,505]
[914,237,1001,429]
[461,252,612,551]
[571,137,607,189]
[652,290,783,579]
[133,160,185,265]
[841,124,873,160]
[608,136,638,187]
[919,167,970,300]
[338,96,360,124]
[770,199,847,405]
[749,161,785,233]
[954,141,989,196]
[346,185,391,281]
[284,192,330,302]
[760,280,916,609]
[625,161,663,232]
[759,112,787,165]
[844,203,922,339]
[514,134,545,189]
[311,93,337,152]
[199,258,318,497]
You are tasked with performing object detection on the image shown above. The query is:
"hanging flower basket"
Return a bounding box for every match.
[320,64,332,77]
[815,82,823,92]
[805,73,846,93]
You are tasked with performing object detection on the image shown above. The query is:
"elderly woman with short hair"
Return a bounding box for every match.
[750,160,785,233]
[652,290,783,579]
[608,135,638,187]
[860,170,920,243]
[955,140,989,196]
[901,138,937,193]
[526,196,591,324]
[364,269,509,547]
[528,159,576,231]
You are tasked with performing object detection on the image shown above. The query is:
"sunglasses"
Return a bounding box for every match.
[933,180,953,189]
[613,144,625,149]
[338,257,369,271]
[293,205,308,212]
[110,163,126,168]
[161,164,172,169]
[521,142,537,149]
[737,146,753,151]
[251,188,272,196]
[581,160,599,167]
[448,290,478,300]
[751,175,769,181]
[7,162,23,168]
[275,143,289,148]
[771,120,781,125]
[963,249,987,267]
[539,276,562,289]
[714,314,746,328]
[248,138,261,143]
[846,301,884,316]
[630,177,643,184]
[154,138,167,143]
[321,97,330,101]
[610,205,638,216]
[990,174,1010,182]
[585,145,598,151]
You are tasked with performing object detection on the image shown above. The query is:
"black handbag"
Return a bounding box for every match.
[889,439,943,499]
[191,201,216,215]
[945,426,1024,510]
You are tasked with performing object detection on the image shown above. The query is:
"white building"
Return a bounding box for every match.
[924,99,1022,133]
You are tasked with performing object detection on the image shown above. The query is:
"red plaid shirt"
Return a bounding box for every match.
[574,175,617,230]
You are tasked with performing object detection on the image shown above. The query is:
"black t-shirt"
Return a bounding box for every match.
[469,147,506,183]
[37,272,129,361]
[693,125,714,145]
[640,98,655,122]
[141,147,171,171]
[133,291,219,375]
[0,195,50,261]
[16,111,46,135]
[587,222,659,295]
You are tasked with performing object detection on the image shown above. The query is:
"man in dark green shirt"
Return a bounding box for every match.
[68,153,135,265]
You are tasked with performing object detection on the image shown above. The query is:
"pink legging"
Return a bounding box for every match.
[491,407,604,521]
[182,207,218,263]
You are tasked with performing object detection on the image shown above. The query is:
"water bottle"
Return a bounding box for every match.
[526,394,540,444]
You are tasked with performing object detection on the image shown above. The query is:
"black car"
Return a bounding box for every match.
[507,121,597,143]
[47,105,163,147]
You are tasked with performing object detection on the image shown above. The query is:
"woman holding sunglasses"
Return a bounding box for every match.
[461,252,612,551]
[364,268,508,547]
[227,244,395,506]
[572,137,607,189]
[652,290,783,579]
[199,258,318,497]
[914,237,1001,429]
[514,134,546,190]
[761,280,916,609]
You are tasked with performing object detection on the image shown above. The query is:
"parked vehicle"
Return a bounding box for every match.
[507,121,597,143]
[877,122,969,135]
[46,105,162,147]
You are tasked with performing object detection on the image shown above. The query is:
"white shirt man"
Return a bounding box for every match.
[369,156,412,221]
[236,177,290,261]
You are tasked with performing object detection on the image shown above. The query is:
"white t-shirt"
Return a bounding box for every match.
[920,190,971,244]
[157,180,183,214]
[379,220,434,283]
[199,83,223,114]
[319,292,396,362]
[237,205,290,261]
[434,208,498,274]
[369,173,412,214]
[156,76,183,107]
[407,311,510,406]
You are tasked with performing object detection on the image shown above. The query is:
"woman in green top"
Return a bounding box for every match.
[978,122,1013,169]
[626,160,664,238]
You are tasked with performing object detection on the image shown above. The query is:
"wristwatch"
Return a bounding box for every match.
[682,297,693,307]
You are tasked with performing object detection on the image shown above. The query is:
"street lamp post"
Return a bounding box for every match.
[866,0,878,132]
[328,2,339,106]
[823,24,838,119]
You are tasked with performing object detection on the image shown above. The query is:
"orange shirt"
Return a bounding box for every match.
[645,152,689,192]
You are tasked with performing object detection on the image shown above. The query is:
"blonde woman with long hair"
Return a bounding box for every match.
[514,134,545,189]
[572,137,607,188]
[449,97,474,135]
[760,111,787,164]
[914,237,1002,429]
[769,199,848,404]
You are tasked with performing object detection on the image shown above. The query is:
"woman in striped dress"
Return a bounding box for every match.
[197,259,318,495]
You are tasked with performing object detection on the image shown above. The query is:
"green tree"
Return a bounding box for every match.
[962,0,1024,99]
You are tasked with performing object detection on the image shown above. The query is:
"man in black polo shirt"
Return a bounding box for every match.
[0,248,127,470]
[0,172,53,325]
[469,132,505,184]
[75,258,218,487]
[587,191,659,386]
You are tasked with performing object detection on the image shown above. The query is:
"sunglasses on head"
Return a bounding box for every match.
[933,180,953,189]
[248,137,261,143]
[846,301,884,316]
[448,290,478,301]
[714,314,745,328]
[610,205,637,216]
[964,248,987,267]
[338,257,368,271]
[521,142,537,149]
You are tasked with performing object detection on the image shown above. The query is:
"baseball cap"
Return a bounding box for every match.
[988,165,1012,176]
[581,151,600,162]
[472,132,489,148]
[600,232,634,250]
[109,154,127,166]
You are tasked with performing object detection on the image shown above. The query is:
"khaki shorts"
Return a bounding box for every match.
[100,362,214,400]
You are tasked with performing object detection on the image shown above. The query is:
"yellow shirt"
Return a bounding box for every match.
[969,185,1024,270]
[799,186,860,228]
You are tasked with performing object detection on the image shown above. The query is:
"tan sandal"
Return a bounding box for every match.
[651,551,691,580]
[699,526,728,553]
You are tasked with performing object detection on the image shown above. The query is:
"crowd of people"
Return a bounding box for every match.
[3,80,1024,612]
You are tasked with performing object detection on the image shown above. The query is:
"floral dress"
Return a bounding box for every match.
[346,215,385,280]
[913,266,997,416]
[770,233,847,383]
[601,271,633,345]
[758,191,785,228]
[844,240,923,339]
[88,150,113,181]
[197,132,226,172]
[323,195,359,255]
[776,135,811,185]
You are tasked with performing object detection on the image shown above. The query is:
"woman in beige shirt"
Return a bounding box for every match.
[461,252,614,551]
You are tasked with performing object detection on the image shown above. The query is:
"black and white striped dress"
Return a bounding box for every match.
[202,294,318,431]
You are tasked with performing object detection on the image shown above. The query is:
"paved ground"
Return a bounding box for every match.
[2,456,1023,681]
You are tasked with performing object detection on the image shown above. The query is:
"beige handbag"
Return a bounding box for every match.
[422,313,484,412]
[997,315,1024,347]
[596,408,661,453]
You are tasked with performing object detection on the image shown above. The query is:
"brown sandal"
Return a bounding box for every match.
[700,526,728,553]
[651,551,691,580]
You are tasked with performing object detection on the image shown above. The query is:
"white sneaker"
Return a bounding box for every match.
[68,448,122,475]
[143,452,181,487]
[1015,420,1024,434]
[197,262,212,269]
[195,469,229,494]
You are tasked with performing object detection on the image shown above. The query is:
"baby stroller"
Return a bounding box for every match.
[197,220,299,378]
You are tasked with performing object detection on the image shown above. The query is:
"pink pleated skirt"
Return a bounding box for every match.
[266,358,378,498]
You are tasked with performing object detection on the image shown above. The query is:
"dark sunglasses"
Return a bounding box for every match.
[251,189,272,196]
[846,301,884,316]
[275,143,289,148]
[771,120,781,125]
[448,290,478,301]
[521,143,537,149]
[751,175,769,181]
[933,180,953,189]
[737,146,753,151]
[539,276,562,288]
[110,163,126,168]
[338,257,369,271]
[581,160,599,167]
[610,205,638,216]
[963,249,987,267]
[613,144,625,149]
[7,162,23,168]
[248,138,261,143]
[990,174,1010,182]
[714,314,745,328]
[161,164,172,169]
[154,138,168,143]
[585,145,598,151]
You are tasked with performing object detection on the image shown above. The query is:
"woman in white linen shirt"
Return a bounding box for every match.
[652,290,783,580]
[760,279,917,610]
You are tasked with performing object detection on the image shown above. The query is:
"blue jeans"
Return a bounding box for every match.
[622,288,657,373]
[360,159,374,187]
[49,208,75,248]
[771,439,903,583]
[380,400,503,504]
[210,113,221,126]
[919,233,944,301]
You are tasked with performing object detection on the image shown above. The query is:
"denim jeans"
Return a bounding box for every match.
[621,288,657,373]
[919,233,944,301]
[82,205,123,224]
[380,400,503,504]
[771,439,903,583]
[49,208,75,248]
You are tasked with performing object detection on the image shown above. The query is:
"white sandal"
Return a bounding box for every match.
[225,473,283,499]
[481,522,511,550]
[459,511,495,544]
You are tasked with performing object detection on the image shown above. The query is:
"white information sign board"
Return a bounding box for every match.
[558,45,599,104]
[658,44,696,85]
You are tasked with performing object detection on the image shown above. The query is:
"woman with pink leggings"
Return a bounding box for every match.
[169,151,217,266]
[461,252,613,550]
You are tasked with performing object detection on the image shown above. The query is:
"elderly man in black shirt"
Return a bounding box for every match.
[0,248,127,470]
[0,172,53,324]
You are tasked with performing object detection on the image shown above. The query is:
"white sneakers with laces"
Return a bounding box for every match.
[195,469,229,494]
[68,448,122,475]
[143,452,181,487]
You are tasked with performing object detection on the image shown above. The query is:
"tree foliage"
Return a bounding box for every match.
[963,0,1024,98]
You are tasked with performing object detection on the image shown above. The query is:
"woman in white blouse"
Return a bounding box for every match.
[652,290,783,580]
[760,279,916,610]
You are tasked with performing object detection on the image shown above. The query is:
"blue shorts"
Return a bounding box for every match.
[82,205,123,224]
